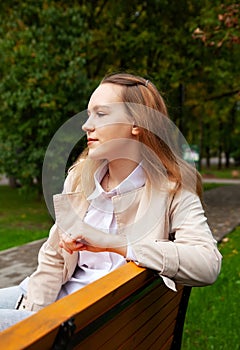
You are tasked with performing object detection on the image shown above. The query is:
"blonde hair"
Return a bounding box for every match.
[70,73,203,201]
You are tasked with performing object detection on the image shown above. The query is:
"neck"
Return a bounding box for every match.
[106,159,140,190]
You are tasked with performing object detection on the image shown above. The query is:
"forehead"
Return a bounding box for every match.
[88,83,123,108]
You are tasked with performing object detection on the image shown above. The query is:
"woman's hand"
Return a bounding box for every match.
[59,233,108,254]
[58,221,127,256]
[59,234,88,254]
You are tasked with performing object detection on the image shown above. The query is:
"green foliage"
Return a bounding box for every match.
[0,1,89,190]
[188,1,240,163]
[0,0,239,191]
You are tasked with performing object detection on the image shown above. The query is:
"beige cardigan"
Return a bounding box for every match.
[19,174,222,311]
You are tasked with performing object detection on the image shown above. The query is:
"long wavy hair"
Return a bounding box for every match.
[70,73,203,201]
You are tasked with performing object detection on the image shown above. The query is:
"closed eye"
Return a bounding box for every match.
[96,112,107,117]
[87,105,111,117]
[86,110,106,118]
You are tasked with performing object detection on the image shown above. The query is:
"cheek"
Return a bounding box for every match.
[104,124,133,140]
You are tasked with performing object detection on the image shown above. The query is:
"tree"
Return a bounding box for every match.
[0,0,89,190]
[0,0,239,193]
[190,1,240,167]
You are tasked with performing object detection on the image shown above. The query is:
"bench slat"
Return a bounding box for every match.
[115,294,182,350]
[69,282,183,349]
[151,322,176,350]
[0,263,155,350]
[121,294,183,350]
[0,262,190,350]
[72,281,163,348]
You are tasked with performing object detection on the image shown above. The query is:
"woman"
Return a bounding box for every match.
[0,73,222,330]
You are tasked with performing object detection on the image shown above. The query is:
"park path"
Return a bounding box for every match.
[203,184,240,241]
[0,183,239,288]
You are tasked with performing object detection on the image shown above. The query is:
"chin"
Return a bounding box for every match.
[87,143,114,160]
[87,149,106,160]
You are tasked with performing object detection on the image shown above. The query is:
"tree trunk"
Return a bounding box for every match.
[218,147,222,170]
[225,151,230,168]
[206,145,211,168]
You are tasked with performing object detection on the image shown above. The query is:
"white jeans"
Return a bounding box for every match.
[0,286,34,332]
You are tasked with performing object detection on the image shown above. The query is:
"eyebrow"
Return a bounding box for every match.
[87,105,111,113]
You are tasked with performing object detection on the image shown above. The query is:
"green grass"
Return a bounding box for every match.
[0,186,53,250]
[203,183,225,191]
[182,226,240,350]
[201,165,240,179]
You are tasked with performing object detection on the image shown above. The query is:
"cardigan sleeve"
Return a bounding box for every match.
[130,190,222,287]
[18,224,66,311]
[18,171,79,311]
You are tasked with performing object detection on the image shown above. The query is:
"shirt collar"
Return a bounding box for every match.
[87,161,146,200]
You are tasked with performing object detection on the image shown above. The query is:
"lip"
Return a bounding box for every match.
[87,138,98,146]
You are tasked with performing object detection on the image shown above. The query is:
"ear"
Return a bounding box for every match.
[131,125,140,136]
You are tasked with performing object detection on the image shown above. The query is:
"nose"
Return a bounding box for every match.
[82,114,95,132]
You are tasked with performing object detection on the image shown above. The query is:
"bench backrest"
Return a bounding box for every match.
[0,262,191,350]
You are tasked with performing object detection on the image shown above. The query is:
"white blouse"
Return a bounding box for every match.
[58,162,146,298]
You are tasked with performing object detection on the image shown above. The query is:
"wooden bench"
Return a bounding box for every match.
[0,262,191,350]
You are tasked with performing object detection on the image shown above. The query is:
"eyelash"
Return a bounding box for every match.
[86,111,107,120]
[96,112,106,117]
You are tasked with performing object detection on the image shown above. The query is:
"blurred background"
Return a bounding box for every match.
[0,1,239,349]
[0,0,239,192]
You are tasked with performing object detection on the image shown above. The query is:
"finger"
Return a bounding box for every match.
[67,241,85,252]
[59,240,73,254]
[60,239,84,253]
